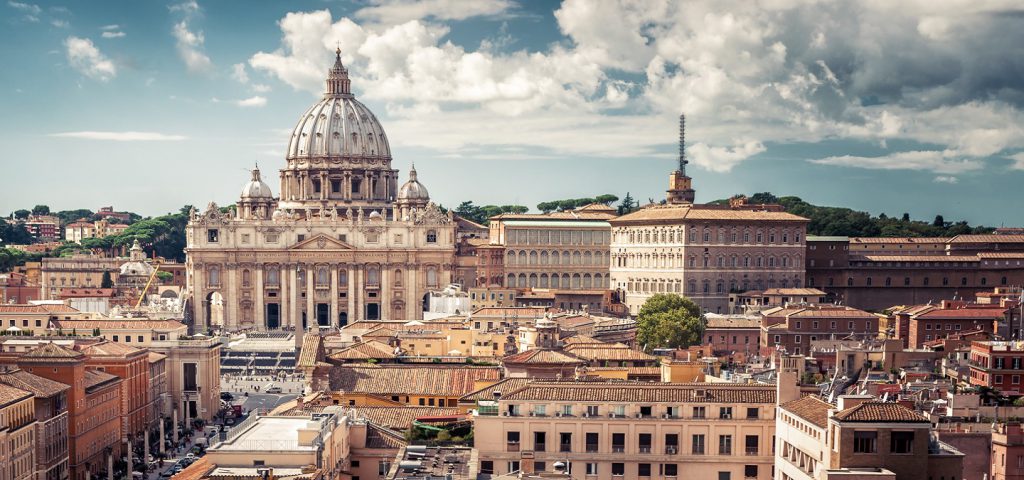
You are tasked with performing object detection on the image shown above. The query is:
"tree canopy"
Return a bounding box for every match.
[713,192,991,237]
[636,293,705,351]
[453,202,528,225]
[536,194,619,213]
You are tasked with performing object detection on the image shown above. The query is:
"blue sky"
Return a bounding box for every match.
[2,0,1023,226]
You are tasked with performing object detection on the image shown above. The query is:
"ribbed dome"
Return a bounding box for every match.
[240,167,273,199]
[285,49,391,161]
[398,165,429,202]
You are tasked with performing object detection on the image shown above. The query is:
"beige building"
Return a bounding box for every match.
[490,204,618,291]
[610,183,807,315]
[148,336,221,423]
[473,381,777,479]
[0,368,71,480]
[0,383,37,480]
[185,50,456,332]
[40,255,120,300]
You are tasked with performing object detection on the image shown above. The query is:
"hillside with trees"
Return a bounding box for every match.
[715,192,992,237]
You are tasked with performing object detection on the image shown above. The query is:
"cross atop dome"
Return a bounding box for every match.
[326,47,351,96]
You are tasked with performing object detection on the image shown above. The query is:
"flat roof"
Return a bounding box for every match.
[216,417,320,452]
[500,220,610,227]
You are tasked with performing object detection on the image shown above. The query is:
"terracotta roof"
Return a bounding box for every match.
[849,237,950,244]
[459,378,533,402]
[917,308,1007,320]
[978,252,1024,259]
[589,366,662,377]
[501,382,776,403]
[330,365,501,397]
[170,457,214,480]
[79,341,145,358]
[759,288,827,296]
[706,316,761,329]
[83,369,120,391]
[0,368,69,398]
[611,204,807,224]
[949,234,1024,243]
[780,395,832,428]
[297,334,324,368]
[470,307,547,318]
[51,318,186,330]
[365,423,407,449]
[148,351,166,363]
[562,335,606,346]
[851,255,979,262]
[783,307,876,319]
[0,383,32,407]
[0,304,78,314]
[833,401,929,423]
[502,349,584,365]
[328,340,396,361]
[354,406,461,431]
[21,342,83,361]
[562,346,656,362]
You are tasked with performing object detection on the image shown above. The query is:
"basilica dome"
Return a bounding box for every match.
[240,167,273,199]
[285,49,391,161]
[397,165,429,202]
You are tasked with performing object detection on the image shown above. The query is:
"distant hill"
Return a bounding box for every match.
[710,192,992,238]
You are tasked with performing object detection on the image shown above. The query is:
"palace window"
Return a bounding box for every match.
[427,230,437,243]
[207,229,219,243]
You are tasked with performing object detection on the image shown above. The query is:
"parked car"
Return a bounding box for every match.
[220,392,233,401]
[266,386,283,394]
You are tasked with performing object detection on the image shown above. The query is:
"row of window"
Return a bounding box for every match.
[481,460,758,479]
[506,249,608,266]
[206,265,441,290]
[207,228,439,245]
[623,277,802,296]
[810,275,1010,288]
[507,272,607,289]
[505,431,762,457]
[614,253,802,269]
[505,229,610,246]
[506,404,761,420]
[616,226,802,246]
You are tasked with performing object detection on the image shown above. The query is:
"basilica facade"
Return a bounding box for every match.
[185,50,456,332]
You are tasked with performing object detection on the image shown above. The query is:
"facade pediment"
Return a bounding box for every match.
[289,234,355,251]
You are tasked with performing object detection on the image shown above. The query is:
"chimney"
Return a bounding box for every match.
[837,395,873,411]
[296,394,305,410]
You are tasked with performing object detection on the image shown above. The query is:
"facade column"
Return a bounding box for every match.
[290,265,300,329]
[347,265,356,323]
[306,265,315,329]
[320,172,328,200]
[255,268,265,329]
[227,266,239,331]
[355,266,364,321]
[408,265,419,320]
[330,267,339,328]
[192,268,206,333]
[159,420,165,455]
[280,264,289,329]
[344,173,351,201]
[381,266,390,321]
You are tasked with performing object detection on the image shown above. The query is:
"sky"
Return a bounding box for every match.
[2,0,1023,226]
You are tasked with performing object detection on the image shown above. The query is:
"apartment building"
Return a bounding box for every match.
[760,305,877,356]
[0,368,70,480]
[896,301,1006,349]
[968,341,1024,395]
[474,381,777,479]
[992,422,1024,480]
[0,383,37,480]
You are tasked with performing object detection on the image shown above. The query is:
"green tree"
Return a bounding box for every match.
[617,192,638,215]
[0,222,34,245]
[31,205,50,216]
[156,271,173,282]
[13,209,30,220]
[594,194,619,205]
[933,215,945,227]
[636,293,705,351]
[101,271,113,288]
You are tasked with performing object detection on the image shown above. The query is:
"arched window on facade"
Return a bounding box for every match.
[339,268,348,287]
[367,266,380,285]
[394,270,403,287]
[427,267,438,288]
[317,266,329,286]
[208,266,220,287]
[242,269,251,287]
[267,267,280,286]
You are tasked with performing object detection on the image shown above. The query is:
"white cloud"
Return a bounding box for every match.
[170,1,212,73]
[7,1,40,15]
[688,141,767,173]
[173,21,212,73]
[251,83,271,93]
[231,63,249,83]
[100,24,119,30]
[235,96,267,107]
[50,19,68,28]
[934,175,958,184]
[810,150,983,175]
[49,131,186,141]
[64,36,116,81]
[1010,153,1024,171]
[101,31,125,39]
[355,0,515,25]
[244,3,1024,173]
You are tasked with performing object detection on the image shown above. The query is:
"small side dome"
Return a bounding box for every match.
[397,164,429,203]
[241,167,273,200]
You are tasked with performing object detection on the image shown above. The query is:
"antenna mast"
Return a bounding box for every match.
[678,114,687,175]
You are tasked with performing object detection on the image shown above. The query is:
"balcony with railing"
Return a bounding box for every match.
[665,446,678,455]
[611,445,625,453]
[585,443,599,453]
[560,443,572,453]
[746,447,759,456]
[638,445,652,454]
[534,442,546,452]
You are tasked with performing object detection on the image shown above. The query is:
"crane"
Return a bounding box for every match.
[134,260,163,309]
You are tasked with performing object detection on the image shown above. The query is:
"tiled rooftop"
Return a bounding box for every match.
[329,365,501,397]
[833,401,929,423]
[500,381,776,403]
[0,368,69,397]
[0,383,32,407]
[502,349,584,365]
[780,395,832,428]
